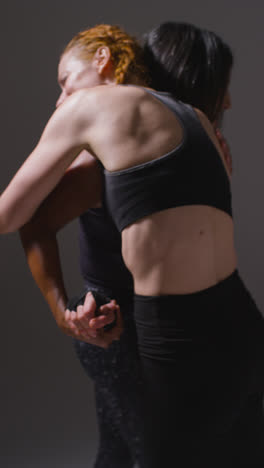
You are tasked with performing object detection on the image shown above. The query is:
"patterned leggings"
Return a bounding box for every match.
[73,303,142,468]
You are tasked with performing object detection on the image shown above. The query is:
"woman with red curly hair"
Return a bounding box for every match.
[19,24,148,468]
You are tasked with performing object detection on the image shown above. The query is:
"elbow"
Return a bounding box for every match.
[0,216,41,237]
[0,213,18,234]
[0,202,34,234]
[19,219,55,247]
[19,221,42,246]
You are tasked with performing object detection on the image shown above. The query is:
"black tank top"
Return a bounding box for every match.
[104,89,232,232]
[79,205,133,296]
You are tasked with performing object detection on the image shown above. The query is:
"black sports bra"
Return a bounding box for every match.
[104,88,232,232]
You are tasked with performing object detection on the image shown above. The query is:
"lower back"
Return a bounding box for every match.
[122,205,237,295]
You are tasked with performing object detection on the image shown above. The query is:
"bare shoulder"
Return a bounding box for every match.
[193,107,211,127]
[193,107,218,141]
[67,85,153,121]
[93,84,146,99]
[78,85,149,133]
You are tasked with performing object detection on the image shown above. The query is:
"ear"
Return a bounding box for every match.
[93,46,113,77]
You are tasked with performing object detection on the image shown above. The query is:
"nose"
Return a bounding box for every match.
[223,89,232,110]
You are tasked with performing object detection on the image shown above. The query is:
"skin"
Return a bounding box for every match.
[19,47,126,347]
[1,47,234,347]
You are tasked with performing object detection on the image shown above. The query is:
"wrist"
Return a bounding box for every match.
[46,290,67,321]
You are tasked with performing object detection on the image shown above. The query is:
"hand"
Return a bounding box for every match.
[215,128,233,175]
[88,301,124,348]
[63,292,123,348]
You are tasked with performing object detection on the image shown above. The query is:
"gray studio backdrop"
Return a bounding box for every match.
[1,1,263,467]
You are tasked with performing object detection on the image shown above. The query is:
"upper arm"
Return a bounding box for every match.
[0,90,95,233]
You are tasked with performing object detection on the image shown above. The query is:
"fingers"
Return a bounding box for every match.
[68,291,98,337]
[60,314,89,340]
[83,291,97,316]
[64,308,79,333]
[85,306,123,348]
[89,300,117,329]
[64,305,98,339]
[78,291,97,326]
[65,291,114,338]
[63,293,123,348]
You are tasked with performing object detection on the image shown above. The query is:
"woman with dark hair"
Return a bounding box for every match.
[143,22,233,123]
[2,21,263,468]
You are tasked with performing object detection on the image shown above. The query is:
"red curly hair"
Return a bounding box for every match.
[63,24,149,85]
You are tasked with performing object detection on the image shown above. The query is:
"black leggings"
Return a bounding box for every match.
[134,271,264,468]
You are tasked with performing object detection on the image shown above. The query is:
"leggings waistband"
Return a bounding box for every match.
[133,270,263,361]
[135,269,239,304]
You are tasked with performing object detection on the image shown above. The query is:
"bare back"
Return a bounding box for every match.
[86,85,237,295]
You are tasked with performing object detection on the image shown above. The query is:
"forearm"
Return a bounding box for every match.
[19,226,68,324]
[19,225,122,347]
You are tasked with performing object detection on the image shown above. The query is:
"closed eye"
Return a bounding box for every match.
[58,75,67,89]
